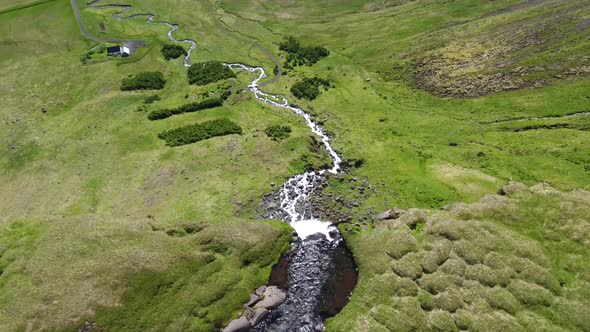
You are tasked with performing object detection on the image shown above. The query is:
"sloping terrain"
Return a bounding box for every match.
[0,0,589,331]
[329,184,590,331]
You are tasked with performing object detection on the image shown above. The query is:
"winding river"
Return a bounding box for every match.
[75,1,357,330]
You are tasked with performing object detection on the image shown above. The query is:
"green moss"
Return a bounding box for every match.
[485,286,520,314]
[428,310,459,332]
[507,280,554,307]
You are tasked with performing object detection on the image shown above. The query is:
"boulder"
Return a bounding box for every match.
[255,286,266,297]
[497,181,528,196]
[244,293,259,308]
[223,316,250,332]
[377,208,402,220]
[255,286,286,309]
[249,308,269,326]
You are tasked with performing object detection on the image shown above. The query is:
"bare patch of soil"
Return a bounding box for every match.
[413,3,590,97]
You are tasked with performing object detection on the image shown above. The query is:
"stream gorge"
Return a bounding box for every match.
[83,1,358,330]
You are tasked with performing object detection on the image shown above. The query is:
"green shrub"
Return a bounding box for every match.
[188,61,236,86]
[465,264,510,287]
[428,310,459,332]
[418,291,435,311]
[157,118,242,147]
[148,98,223,120]
[121,72,166,91]
[265,125,292,141]
[484,286,520,314]
[507,280,554,306]
[439,258,467,277]
[161,44,186,60]
[452,310,474,330]
[434,288,464,313]
[144,95,160,104]
[385,228,417,259]
[392,276,420,297]
[418,271,463,295]
[290,77,332,100]
[279,36,329,66]
[392,252,422,280]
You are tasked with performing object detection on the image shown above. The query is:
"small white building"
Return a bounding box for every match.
[106,45,130,57]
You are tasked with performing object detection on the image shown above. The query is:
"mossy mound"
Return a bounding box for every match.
[327,184,590,331]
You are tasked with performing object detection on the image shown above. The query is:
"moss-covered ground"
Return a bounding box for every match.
[329,184,590,331]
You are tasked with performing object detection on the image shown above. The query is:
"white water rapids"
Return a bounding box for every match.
[223,64,342,240]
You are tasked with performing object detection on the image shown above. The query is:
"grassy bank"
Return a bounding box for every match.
[329,184,590,331]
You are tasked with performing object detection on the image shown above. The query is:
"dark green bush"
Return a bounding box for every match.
[148,98,223,120]
[121,72,166,91]
[144,95,160,104]
[158,118,242,147]
[188,61,236,86]
[290,77,332,100]
[265,125,291,141]
[161,44,186,60]
[279,36,329,67]
[278,36,301,54]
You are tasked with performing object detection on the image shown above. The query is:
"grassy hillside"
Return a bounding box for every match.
[1,0,589,330]
[328,184,590,331]
[0,0,313,330]
[219,0,590,211]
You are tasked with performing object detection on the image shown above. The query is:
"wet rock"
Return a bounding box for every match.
[256,286,286,309]
[249,308,269,326]
[497,181,528,196]
[223,316,250,332]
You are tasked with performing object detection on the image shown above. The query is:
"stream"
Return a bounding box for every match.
[83,2,357,330]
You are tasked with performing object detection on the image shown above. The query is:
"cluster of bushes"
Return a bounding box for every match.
[158,118,242,146]
[265,125,292,141]
[144,95,160,104]
[290,77,332,100]
[161,44,186,60]
[121,72,166,91]
[188,61,236,85]
[279,36,329,67]
[148,98,223,120]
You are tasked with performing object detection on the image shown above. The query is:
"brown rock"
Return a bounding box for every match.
[377,208,402,220]
[497,181,528,196]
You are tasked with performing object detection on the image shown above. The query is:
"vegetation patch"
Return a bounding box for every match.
[143,95,160,104]
[161,44,186,60]
[328,184,590,331]
[121,72,166,91]
[265,125,291,141]
[290,77,332,100]
[148,98,223,120]
[158,118,242,147]
[188,61,236,85]
[412,5,590,97]
[279,36,329,68]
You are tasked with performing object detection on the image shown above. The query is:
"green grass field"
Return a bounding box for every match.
[1,0,589,330]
